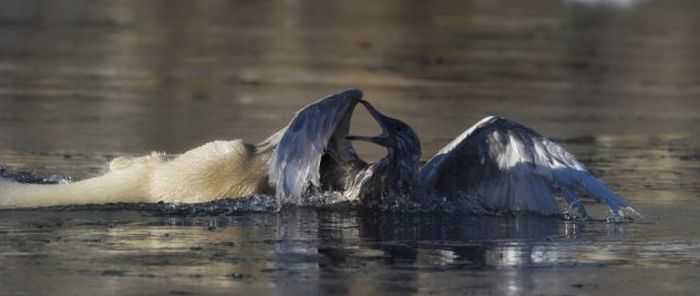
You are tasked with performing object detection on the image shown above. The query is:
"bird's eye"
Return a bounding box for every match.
[394,126,402,132]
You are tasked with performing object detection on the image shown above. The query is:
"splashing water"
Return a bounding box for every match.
[34,192,487,216]
[0,166,72,184]
[0,167,616,220]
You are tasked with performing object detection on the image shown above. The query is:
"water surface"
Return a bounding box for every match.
[1,0,699,295]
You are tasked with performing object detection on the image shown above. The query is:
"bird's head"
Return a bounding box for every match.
[344,100,422,205]
[346,100,421,164]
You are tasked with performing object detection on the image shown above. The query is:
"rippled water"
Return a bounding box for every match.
[1,0,699,295]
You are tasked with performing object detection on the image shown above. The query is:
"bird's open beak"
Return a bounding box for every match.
[346,100,391,146]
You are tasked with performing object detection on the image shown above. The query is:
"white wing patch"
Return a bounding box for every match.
[419,116,637,219]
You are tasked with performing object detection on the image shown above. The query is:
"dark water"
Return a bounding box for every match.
[1,0,700,295]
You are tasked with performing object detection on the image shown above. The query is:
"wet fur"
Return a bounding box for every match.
[0,140,275,208]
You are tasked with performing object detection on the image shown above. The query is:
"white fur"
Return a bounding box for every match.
[0,140,273,208]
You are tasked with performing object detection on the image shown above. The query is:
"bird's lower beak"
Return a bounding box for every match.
[346,100,391,146]
[346,135,388,145]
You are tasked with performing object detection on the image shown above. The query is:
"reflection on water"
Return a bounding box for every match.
[2,208,700,295]
[1,0,700,294]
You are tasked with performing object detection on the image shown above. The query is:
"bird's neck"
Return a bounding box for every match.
[349,150,420,206]
[382,150,419,182]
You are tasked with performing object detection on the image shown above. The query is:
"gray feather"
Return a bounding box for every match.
[419,116,637,218]
[269,89,364,205]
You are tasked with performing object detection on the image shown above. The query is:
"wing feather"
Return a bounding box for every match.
[268,89,364,205]
[419,116,636,218]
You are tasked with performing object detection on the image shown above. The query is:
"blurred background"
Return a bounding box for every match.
[0,0,698,199]
[0,0,697,152]
[1,1,700,295]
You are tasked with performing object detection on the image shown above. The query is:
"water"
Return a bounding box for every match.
[1,0,699,294]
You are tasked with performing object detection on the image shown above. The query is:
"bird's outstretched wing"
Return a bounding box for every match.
[418,116,636,218]
[269,89,365,204]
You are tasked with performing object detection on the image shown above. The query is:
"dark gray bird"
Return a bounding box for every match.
[271,90,637,219]
[344,100,423,208]
[0,87,635,219]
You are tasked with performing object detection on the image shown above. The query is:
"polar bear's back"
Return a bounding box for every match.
[148,140,271,203]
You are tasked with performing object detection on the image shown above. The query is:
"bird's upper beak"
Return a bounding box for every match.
[346,100,392,146]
